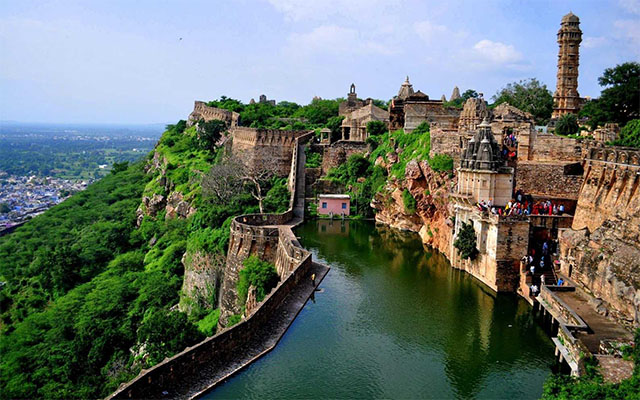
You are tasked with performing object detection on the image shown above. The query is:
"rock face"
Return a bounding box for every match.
[179,250,224,315]
[372,159,456,256]
[165,192,196,219]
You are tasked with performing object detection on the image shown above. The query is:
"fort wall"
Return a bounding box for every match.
[231,127,309,176]
[188,101,240,127]
[321,140,368,174]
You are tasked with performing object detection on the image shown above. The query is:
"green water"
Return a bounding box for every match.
[207,220,555,399]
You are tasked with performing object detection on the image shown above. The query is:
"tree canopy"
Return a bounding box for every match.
[492,78,553,125]
[579,62,640,129]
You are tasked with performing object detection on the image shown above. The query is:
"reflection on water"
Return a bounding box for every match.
[207,220,554,399]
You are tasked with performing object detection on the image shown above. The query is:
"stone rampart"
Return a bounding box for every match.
[110,131,316,399]
[518,130,584,162]
[109,243,313,399]
[573,146,640,232]
[188,101,239,127]
[516,161,583,200]
[321,140,368,174]
[429,127,466,163]
[231,127,309,176]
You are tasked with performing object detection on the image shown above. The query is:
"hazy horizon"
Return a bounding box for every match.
[1,0,639,124]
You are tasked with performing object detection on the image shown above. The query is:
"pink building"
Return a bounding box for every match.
[318,194,350,216]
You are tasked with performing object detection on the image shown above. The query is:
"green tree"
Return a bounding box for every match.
[367,120,388,136]
[111,161,129,174]
[0,203,10,213]
[454,222,479,260]
[555,113,579,136]
[197,119,227,151]
[581,62,640,128]
[236,256,279,305]
[492,78,553,125]
[613,119,640,148]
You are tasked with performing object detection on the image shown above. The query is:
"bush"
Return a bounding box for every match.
[196,308,221,336]
[366,120,387,136]
[613,119,640,148]
[555,113,579,136]
[429,153,454,171]
[454,222,479,260]
[236,256,279,305]
[402,189,417,214]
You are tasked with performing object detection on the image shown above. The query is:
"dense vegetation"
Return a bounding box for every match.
[555,113,580,136]
[579,62,640,130]
[612,119,640,148]
[543,329,640,399]
[236,256,280,305]
[208,96,344,131]
[0,119,289,398]
[402,189,417,214]
[454,221,478,260]
[492,78,554,125]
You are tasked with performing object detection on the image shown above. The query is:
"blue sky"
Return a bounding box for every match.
[1,0,638,124]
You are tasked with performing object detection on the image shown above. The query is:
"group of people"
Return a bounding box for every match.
[501,132,518,160]
[475,190,567,218]
[524,238,562,296]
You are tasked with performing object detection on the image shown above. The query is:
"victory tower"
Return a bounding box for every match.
[552,12,582,119]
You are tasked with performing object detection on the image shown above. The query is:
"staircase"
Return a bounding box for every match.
[292,142,306,221]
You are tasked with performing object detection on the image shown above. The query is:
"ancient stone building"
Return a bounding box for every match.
[187,101,239,127]
[450,119,525,292]
[458,96,489,131]
[552,12,582,119]
[338,83,364,116]
[386,76,459,133]
[340,100,389,141]
[450,86,461,102]
[388,76,415,130]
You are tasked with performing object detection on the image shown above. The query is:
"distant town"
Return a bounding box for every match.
[0,173,89,232]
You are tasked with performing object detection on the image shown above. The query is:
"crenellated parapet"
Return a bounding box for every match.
[573,145,640,232]
[188,101,239,127]
[231,127,311,176]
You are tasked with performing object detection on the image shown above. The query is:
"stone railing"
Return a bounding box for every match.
[539,285,591,376]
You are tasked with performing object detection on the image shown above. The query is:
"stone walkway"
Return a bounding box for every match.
[555,289,632,354]
[152,261,330,399]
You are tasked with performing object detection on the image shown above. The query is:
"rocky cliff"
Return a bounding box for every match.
[372,159,456,256]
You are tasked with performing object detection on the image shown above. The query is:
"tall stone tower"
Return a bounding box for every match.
[552,12,582,119]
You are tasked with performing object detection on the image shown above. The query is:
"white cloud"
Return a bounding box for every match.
[413,20,448,42]
[265,0,400,22]
[473,39,523,64]
[582,36,608,48]
[614,19,640,51]
[619,0,640,15]
[286,25,395,56]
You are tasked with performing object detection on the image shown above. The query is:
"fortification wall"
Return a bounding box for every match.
[573,146,640,232]
[519,130,584,162]
[188,101,239,127]
[559,145,640,326]
[321,140,368,174]
[404,102,459,133]
[231,127,308,176]
[516,161,583,200]
[429,127,467,163]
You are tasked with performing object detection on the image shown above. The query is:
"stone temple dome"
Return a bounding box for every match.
[460,118,503,171]
[396,76,415,100]
[561,12,579,24]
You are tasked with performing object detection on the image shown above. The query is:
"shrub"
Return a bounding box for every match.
[454,221,478,260]
[402,189,417,214]
[366,120,387,136]
[613,119,640,148]
[429,153,454,171]
[555,113,579,136]
[196,308,221,336]
[236,256,279,305]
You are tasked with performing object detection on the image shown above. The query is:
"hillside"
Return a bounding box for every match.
[0,121,288,398]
